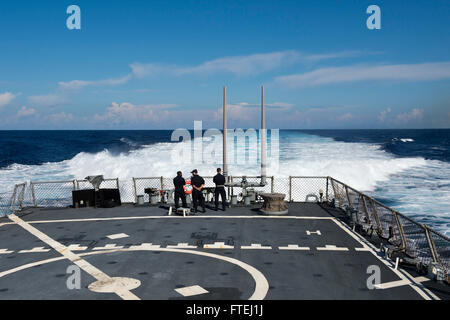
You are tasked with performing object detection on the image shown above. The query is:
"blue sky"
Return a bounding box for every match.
[0,0,449,129]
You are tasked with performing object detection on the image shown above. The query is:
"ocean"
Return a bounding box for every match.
[0,129,449,236]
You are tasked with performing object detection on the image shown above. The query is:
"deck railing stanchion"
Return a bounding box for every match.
[360,195,371,223]
[393,210,407,251]
[289,176,292,202]
[132,178,138,204]
[369,197,382,234]
[423,224,440,263]
[344,185,351,207]
[31,182,37,208]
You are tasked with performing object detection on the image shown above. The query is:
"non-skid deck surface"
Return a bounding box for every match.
[0,203,445,300]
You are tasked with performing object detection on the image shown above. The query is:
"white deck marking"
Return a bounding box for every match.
[354,247,371,251]
[66,244,88,251]
[331,217,440,300]
[278,245,310,251]
[203,242,234,249]
[306,230,321,236]
[175,285,209,297]
[88,277,141,293]
[0,249,14,254]
[0,247,269,300]
[7,214,140,300]
[24,215,333,224]
[316,245,349,251]
[374,276,430,289]
[129,243,161,250]
[19,247,51,253]
[166,243,197,249]
[0,223,14,227]
[107,233,129,240]
[241,244,272,250]
[93,244,124,251]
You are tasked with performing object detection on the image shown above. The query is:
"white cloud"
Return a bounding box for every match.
[397,108,424,122]
[0,92,16,108]
[46,112,74,124]
[303,50,381,63]
[58,74,132,90]
[130,50,368,78]
[17,106,36,117]
[336,112,355,121]
[176,51,301,76]
[28,94,69,108]
[94,102,178,124]
[275,62,450,87]
[378,107,392,122]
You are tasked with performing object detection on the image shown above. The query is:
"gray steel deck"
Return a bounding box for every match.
[0,203,447,300]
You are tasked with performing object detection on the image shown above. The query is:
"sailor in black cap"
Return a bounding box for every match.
[191,169,206,213]
[213,168,226,211]
[173,171,187,209]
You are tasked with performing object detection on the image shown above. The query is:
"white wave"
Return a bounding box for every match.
[0,134,429,191]
[119,137,139,147]
[400,138,414,143]
[0,132,447,234]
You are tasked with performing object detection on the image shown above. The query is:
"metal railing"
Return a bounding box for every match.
[9,183,27,212]
[1,175,448,282]
[327,177,450,283]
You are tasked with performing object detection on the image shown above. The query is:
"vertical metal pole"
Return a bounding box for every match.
[161,176,164,203]
[360,194,371,222]
[9,185,17,212]
[369,198,382,234]
[330,178,339,207]
[325,177,329,202]
[132,178,138,204]
[423,225,440,263]
[261,85,267,185]
[289,176,292,202]
[223,86,228,180]
[31,182,37,208]
[116,178,120,190]
[393,211,407,250]
[345,185,352,207]
[271,176,274,193]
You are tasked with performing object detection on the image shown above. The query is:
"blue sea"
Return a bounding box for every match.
[0,129,449,235]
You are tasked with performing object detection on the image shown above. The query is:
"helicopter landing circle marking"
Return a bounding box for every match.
[0,247,269,300]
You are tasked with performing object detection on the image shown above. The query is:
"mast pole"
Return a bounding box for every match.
[223,86,228,180]
[261,85,267,185]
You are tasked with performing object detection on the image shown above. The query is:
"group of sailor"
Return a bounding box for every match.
[173,168,226,213]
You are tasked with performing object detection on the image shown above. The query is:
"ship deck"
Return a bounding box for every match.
[0,202,448,300]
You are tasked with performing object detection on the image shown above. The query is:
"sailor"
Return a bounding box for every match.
[173,171,187,209]
[191,169,206,213]
[213,168,226,211]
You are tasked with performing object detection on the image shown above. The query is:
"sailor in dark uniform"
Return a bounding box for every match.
[213,168,226,211]
[191,169,206,213]
[173,171,187,209]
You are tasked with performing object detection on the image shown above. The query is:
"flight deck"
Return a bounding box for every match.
[0,203,447,300]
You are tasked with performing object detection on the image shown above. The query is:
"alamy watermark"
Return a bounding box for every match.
[367,5,381,30]
[170,121,279,172]
[66,265,81,290]
[66,5,81,30]
[366,265,381,289]
[66,5,381,31]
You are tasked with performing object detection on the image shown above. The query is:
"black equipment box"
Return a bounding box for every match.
[72,189,95,207]
[72,188,121,208]
[98,188,121,207]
